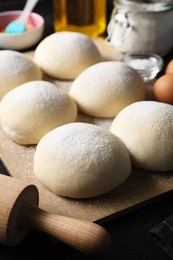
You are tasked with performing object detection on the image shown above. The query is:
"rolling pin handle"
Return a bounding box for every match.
[19,205,111,255]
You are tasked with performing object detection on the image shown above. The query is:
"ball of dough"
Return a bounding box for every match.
[34,122,132,198]
[34,31,102,80]
[69,61,146,118]
[110,101,173,172]
[0,50,42,100]
[0,81,77,145]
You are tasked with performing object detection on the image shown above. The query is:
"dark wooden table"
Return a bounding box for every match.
[1,1,173,259]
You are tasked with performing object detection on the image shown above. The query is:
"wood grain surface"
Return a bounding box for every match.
[1,38,173,224]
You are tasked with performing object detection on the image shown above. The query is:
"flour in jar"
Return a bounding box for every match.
[107,0,173,55]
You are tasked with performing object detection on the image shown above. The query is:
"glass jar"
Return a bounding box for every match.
[53,0,107,37]
[106,0,173,56]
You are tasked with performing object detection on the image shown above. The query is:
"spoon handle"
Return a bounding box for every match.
[19,0,39,22]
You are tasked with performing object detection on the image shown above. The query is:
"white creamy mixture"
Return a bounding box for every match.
[127,59,154,70]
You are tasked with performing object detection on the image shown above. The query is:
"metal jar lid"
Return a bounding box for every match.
[113,0,173,12]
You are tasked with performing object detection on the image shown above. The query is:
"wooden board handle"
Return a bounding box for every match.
[19,205,111,255]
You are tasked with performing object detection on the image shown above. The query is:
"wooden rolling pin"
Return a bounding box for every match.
[0,174,111,255]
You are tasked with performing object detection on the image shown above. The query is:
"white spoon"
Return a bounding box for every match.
[5,0,39,34]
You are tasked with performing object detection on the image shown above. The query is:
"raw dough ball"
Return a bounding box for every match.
[110,101,173,172]
[69,61,146,118]
[34,122,132,198]
[34,31,102,80]
[0,81,77,145]
[0,50,42,99]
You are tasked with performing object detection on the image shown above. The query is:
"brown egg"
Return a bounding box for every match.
[153,74,173,105]
[165,59,173,74]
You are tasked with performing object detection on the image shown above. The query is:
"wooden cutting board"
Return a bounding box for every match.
[1,38,173,224]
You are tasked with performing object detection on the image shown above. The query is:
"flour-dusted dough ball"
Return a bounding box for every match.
[69,61,146,118]
[0,81,77,145]
[34,31,102,80]
[0,50,42,99]
[34,122,132,198]
[110,101,173,172]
